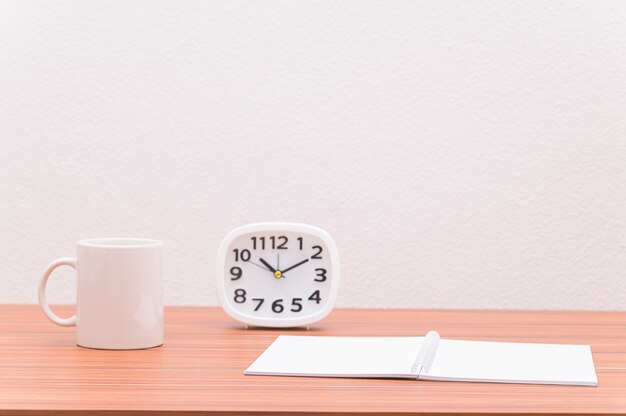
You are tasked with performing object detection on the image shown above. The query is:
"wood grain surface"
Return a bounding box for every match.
[0,305,625,415]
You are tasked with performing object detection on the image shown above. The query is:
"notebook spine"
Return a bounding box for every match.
[411,330,440,378]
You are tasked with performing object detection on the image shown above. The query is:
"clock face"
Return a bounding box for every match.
[217,223,339,327]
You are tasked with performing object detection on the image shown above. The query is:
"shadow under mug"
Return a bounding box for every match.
[38,238,164,350]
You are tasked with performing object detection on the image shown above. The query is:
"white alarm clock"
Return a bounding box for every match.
[216,222,340,328]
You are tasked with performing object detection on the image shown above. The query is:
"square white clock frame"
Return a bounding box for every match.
[216,222,340,328]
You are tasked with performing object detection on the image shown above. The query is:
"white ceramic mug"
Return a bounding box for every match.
[38,238,164,350]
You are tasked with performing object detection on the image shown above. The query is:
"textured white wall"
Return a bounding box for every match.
[1,1,625,310]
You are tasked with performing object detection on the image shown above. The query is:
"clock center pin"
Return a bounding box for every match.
[274,270,282,279]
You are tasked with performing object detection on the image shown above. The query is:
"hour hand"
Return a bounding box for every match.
[259,258,276,273]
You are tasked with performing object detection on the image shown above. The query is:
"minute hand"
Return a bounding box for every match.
[281,258,309,274]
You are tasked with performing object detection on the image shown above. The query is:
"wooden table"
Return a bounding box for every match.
[1,305,625,415]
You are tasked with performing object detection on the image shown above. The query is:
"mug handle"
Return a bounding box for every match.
[38,257,77,327]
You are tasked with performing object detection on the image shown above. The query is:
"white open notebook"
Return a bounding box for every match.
[245,331,598,386]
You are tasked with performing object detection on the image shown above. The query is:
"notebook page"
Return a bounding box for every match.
[245,335,423,378]
[420,338,597,386]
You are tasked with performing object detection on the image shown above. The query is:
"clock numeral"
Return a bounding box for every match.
[252,298,264,311]
[230,266,243,280]
[250,298,304,313]
[297,237,303,250]
[274,236,288,250]
[311,245,323,259]
[308,290,321,304]
[234,289,246,303]
[233,249,251,262]
[251,237,265,250]
[251,236,288,250]
[272,299,284,313]
[314,268,327,282]
[291,298,303,312]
